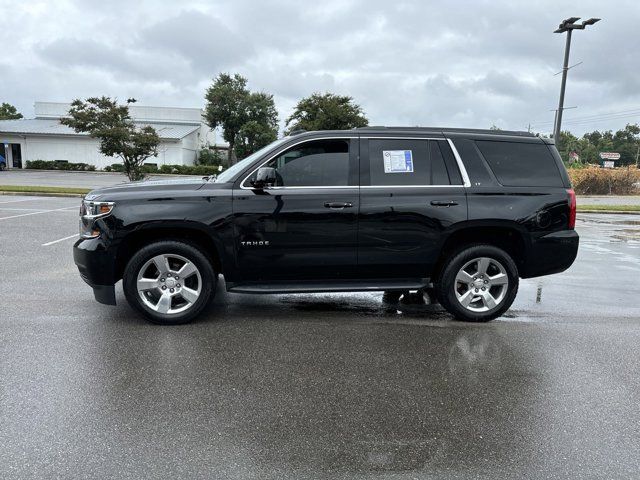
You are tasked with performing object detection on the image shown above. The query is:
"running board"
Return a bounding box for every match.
[227,278,431,294]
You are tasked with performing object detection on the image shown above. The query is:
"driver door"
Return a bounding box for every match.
[232,137,359,282]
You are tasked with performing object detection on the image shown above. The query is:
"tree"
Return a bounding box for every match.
[553,124,640,166]
[204,73,250,165]
[285,93,368,134]
[233,92,278,159]
[60,97,160,181]
[0,102,23,120]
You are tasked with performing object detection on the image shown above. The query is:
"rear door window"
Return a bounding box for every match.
[366,139,455,186]
[475,140,563,187]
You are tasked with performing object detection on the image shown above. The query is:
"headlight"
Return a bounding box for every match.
[80,200,114,219]
[79,200,114,238]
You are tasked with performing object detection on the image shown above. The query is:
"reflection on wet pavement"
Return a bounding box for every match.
[2,210,640,478]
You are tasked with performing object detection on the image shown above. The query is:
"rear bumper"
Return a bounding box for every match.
[73,238,117,305]
[521,229,579,278]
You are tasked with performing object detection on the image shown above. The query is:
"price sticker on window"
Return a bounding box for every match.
[383,150,413,173]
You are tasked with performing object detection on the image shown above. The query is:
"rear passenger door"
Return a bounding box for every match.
[357,136,468,279]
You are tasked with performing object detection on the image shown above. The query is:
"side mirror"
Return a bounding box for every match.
[251,167,277,189]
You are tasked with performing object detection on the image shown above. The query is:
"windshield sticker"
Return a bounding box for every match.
[383,150,414,173]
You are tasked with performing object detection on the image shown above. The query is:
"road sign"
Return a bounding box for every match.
[599,152,620,160]
[602,160,615,169]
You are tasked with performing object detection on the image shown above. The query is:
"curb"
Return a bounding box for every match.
[0,191,85,198]
[577,209,640,215]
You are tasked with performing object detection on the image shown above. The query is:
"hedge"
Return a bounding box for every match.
[26,160,96,171]
[103,163,223,176]
[158,164,223,175]
[568,166,640,195]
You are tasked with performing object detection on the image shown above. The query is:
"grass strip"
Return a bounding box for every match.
[577,204,640,212]
[0,185,90,195]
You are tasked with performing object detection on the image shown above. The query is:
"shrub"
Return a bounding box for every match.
[158,164,223,175]
[197,148,225,166]
[103,163,125,172]
[568,166,640,195]
[26,160,96,171]
[103,163,223,176]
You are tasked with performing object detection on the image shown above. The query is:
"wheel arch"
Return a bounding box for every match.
[434,221,529,279]
[114,222,224,281]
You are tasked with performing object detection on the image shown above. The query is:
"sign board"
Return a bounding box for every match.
[599,152,620,160]
[383,150,414,173]
[602,160,615,169]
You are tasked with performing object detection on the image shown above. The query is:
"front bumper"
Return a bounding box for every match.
[73,238,117,305]
[521,229,579,279]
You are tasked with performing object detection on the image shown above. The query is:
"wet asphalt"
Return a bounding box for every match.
[1,195,639,479]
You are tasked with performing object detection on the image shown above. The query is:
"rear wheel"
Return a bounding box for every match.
[123,240,215,325]
[435,245,518,322]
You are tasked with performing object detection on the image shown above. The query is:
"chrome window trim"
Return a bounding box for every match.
[360,185,464,189]
[446,138,471,187]
[238,135,471,190]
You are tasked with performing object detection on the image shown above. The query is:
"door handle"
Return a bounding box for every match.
[430,200,459,207]
[324,202,353,209]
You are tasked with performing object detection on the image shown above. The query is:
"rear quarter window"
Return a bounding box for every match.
[475,140,563,187]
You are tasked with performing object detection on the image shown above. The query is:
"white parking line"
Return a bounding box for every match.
[0,206,77,220]
[0,207,67,212]
[0,198,39,204]
[42,234,78,246]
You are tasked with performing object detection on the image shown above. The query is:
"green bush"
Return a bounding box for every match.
[103,163,125,172]
[26,160,96,171]
[158,164,223,175]
[197,148,226,166]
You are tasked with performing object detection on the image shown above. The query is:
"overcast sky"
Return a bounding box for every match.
[1,0,638,136]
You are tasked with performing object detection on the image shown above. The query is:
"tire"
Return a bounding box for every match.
[123,240,216,325]
[435,245,518,322]
[0,162,5,171]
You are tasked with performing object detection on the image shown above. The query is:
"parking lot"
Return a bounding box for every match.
[1,194,640,479]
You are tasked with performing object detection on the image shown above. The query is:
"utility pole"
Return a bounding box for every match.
[553,17,600,149]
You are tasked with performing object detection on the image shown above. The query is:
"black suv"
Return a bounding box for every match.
[73,127,578,324]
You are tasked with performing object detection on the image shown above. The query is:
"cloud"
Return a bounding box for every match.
[1,0,638,135]
[140,10,254,74]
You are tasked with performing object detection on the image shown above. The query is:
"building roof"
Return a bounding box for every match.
[0,119,199,140]
[34,102,204,125]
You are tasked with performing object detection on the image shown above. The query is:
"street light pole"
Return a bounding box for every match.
[553,17,600,149]
[555,29,573,146]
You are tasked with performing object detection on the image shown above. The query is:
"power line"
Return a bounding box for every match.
[530,107,640,126]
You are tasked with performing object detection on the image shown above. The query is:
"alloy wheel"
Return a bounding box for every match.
[136,253,202,315]
[454,257,509,313]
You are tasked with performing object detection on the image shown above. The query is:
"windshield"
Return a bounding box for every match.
[214,137,291,183]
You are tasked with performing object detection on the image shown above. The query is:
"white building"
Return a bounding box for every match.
[0,102,224,169]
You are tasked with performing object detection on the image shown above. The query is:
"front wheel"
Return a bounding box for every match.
[123,240,215,325]
[435,245,518,322]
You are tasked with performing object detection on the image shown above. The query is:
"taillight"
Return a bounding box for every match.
[567,188,576,229]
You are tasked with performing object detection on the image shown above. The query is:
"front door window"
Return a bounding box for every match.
[245,139,350,187]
